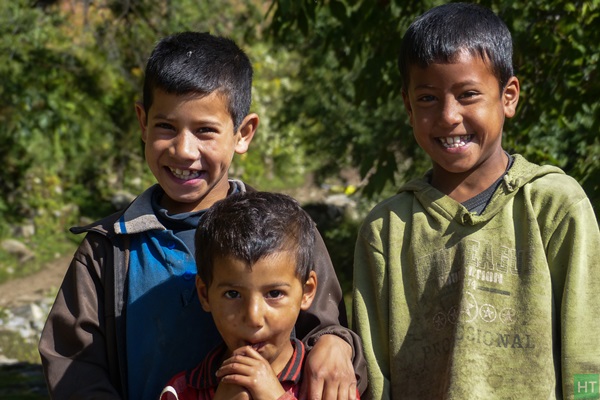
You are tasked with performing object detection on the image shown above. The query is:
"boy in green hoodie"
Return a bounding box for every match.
[352,3,600,399]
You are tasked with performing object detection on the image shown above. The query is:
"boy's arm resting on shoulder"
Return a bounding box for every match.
[294,229,367,397]
[300,335,360,400]
[547,195,600,396]
[213,382,251,400]
[39,232,122,399]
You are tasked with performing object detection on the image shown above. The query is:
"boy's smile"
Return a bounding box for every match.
[402,51,519,199]
[197,252,316,375]
[437,134,474,149]
[136,90,257,214]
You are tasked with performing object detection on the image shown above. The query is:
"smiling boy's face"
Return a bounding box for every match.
[196,251,317,375]
[402,51,519,189]
[136,89,258,214]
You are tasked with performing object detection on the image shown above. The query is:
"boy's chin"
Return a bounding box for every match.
[159,191,211,214]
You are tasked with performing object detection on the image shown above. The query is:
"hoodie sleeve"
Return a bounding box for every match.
[352,213,391,400]
[544,182,600,397]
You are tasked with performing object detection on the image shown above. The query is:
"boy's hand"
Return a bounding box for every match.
[216,346,286,400]
[213,381,251,400]
[300,335,357,400]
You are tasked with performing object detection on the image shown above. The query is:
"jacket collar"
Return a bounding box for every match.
[114,184,164,235]
[113,180,249,235]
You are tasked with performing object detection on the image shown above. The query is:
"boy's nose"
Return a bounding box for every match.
[439,98,463,127]
[172,130,199,159]
[244,297,265,328]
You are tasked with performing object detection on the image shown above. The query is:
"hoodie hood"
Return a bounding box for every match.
[397,154,565,226]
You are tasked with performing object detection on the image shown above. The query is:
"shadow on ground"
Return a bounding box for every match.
[0,362,48,400]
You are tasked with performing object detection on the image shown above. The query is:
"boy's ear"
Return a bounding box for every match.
[502,76,520,119]
[401,90,414,127]
[135,101,149,142]
[196,276,211,312]
[300,271,318,311]
[234,113,259,155]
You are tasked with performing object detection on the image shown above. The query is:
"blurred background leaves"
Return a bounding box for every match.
[0,0,598,282]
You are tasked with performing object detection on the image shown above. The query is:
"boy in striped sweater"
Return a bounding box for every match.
[161,192,359,400]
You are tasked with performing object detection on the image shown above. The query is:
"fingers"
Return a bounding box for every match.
[217,349,285,400]
[217,350,258,379]
[299,376,357,400]
[298,372,322,400]
[229,345,262,358]
[217,346,273,381]
[220,346,262,369]
[217,360,255,378]
[301,335,357,400]
[347,381,357,400]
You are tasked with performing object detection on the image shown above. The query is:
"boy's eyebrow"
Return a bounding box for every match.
[215,281,293,289]
[413,83,436,90]
[413,80,483,90]
[152,113,174,119]
[152,113,226,125]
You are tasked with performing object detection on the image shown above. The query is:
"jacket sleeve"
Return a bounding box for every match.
[294,228,367,395]
[545,194,600,397]
[39,232,122,399]
[352,218,390,400]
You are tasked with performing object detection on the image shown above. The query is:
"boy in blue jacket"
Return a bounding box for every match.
[40,32,365,400]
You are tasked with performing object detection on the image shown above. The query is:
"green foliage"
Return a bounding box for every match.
[318,214,360,295]
[0,0,314,236]
[0,329,40,366]
[0,0,319,292]
[0,0,138,226]
[499,0,600,206]
[235,42,314,190]
[267,0,600,211]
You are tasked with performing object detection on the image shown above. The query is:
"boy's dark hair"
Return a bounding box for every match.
[398,3,513,91]
[195,192,316,286]
[142,31,253,132]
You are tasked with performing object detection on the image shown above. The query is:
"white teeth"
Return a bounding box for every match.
[439,135,473,148]
[169,167,200,180]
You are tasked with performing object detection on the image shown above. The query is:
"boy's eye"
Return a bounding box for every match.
[460,91,479,99]
[196,126,218,135]
[224,290,240,299]
[417,95,435,102]
[156,122,175,130]
[266,290,284,299]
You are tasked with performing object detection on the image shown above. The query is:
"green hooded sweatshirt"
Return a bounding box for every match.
[353,155,600,399]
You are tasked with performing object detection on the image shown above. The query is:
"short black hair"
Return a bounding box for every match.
[142,31,253,132]
[195,191,316,286]
[399,3,514,91]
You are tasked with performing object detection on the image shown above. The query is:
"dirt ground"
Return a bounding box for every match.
[0,256,71,399]
[0,255,71,309]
